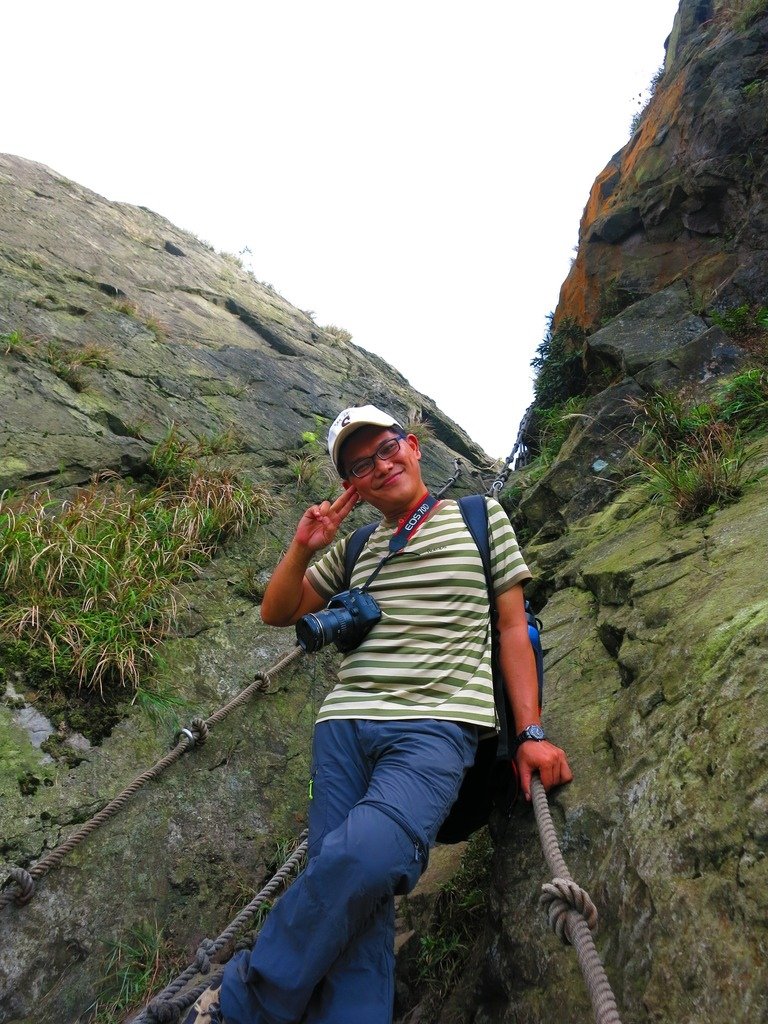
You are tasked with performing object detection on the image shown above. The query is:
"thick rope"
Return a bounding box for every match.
[128,833,308,1024]
[531,776,622,1024]
[0,645,306,911]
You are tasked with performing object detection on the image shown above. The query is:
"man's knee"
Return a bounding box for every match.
[315,803,425,898]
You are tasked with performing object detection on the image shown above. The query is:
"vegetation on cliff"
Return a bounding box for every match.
[0,427,277,741]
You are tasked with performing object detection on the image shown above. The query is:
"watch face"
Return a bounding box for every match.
[520,725,546,742]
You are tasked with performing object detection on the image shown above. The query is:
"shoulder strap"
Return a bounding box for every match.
[342,523,378,590]
[457,496,514,760]
[457,494,492,591]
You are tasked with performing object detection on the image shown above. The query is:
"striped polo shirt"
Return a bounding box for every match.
[305,497,531,728]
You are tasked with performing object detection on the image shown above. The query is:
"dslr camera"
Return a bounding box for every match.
[296,587,381,654]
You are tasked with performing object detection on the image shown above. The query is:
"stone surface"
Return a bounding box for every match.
[520,381,644,536]
[586,282,707,377]
[635,324,750,389]
[445,449,768,1024]
[0,153,490,496]
[556,2,768,332]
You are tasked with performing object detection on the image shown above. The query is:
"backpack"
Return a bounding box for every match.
[342,494,544,843]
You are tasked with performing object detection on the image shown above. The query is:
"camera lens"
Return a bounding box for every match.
[296,608,348,653]
[295,588,381,654]
[295,613,327,653]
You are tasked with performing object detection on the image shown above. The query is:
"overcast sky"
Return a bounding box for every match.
[4,0,680,457]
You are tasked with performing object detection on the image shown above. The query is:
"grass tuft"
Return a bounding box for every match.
[629,385,766,521]
[0,432,279,694]
[321,324,353,345]
[287,431,336,496]
[44,340,110,390]
[733,0,768,29]
[715,368,768,432]
[90,919,183,1024]
[1,329,33,355]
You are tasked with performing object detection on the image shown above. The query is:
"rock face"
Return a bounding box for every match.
[0,152,489,497]
[518,0,767,540]
[462,463,768,1024]
[558,1,768,333]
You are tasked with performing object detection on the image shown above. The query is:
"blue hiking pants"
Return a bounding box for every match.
[220,717,478,1024]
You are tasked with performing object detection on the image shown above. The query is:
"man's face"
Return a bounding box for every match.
[341,426,424,517]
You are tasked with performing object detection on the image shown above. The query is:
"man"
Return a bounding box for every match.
[203,405,572,1024]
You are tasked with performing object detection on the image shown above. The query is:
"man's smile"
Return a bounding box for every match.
[376,468,404,488]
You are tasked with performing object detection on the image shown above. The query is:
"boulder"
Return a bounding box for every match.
[586,283,707,377]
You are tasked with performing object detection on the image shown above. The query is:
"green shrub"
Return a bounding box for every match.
[629,65,665,136]
[532,314,587,410]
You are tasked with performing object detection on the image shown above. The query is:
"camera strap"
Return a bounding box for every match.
[360,492,438,592]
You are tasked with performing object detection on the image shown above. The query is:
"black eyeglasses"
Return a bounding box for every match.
[346,437,403,479]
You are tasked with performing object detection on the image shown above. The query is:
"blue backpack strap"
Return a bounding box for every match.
[457,495,513,759]
[343,523,378,590]
[457,495,543,760]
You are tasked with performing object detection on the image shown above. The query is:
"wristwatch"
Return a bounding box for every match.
[515,724,547,746]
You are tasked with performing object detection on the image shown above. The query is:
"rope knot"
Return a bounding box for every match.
[174,718,208,750]
[194,937,217,973]
[190,718,209,745]
[145,996,181,1023]
[254,672,270,692]
[540,877,598,945]
[3,867,36,906]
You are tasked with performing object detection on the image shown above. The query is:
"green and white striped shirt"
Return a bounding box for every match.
[306,497,531,728]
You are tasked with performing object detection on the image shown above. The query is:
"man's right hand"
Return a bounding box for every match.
[294,486,360,554]
[260,486,360,626]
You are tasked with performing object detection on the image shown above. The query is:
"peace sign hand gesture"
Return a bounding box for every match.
[294,486,360,554]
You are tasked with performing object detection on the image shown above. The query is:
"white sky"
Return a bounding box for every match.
[3,0,680,458]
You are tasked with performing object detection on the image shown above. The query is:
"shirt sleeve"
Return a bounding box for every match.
[305,535,349,601]
[485,497,532,596]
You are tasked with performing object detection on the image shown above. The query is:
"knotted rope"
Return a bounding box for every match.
[531,776,622,1024]
[129,832,309,1024]
[1,645,305,911]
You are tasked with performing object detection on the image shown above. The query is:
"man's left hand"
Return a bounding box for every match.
[515,740,573,802]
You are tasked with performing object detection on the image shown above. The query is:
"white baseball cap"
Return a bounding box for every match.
[328,404,403,473]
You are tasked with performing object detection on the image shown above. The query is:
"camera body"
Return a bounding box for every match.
[296,587,382,654]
